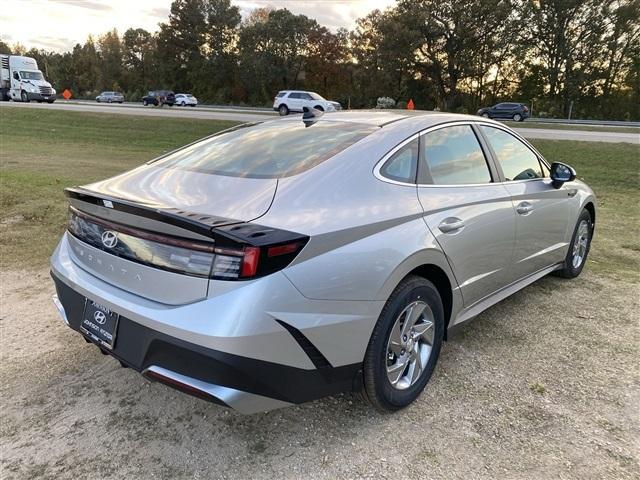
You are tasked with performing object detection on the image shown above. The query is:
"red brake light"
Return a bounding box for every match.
[267,242,302,257]
[241,247,261,277]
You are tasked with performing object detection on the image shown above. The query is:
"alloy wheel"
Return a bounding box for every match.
[385,301,435,390]
[572,220,590,269]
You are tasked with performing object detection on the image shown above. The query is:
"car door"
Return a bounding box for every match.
[491,103,508,118]
[287,92,303,112]
[478,125,572,282]
[416,123,516,307]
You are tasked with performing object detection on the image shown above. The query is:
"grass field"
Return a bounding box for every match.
[1,108,638,281]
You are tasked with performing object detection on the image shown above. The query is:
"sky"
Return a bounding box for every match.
[1,0,397,52]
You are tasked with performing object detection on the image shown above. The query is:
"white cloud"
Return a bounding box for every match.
[1,0,396,52]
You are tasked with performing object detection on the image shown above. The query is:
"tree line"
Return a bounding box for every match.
[1,0,638,120]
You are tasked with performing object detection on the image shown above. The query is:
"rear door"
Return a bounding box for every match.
[416,123,516,307]
[287,92,303,111]
[478,125,572,282]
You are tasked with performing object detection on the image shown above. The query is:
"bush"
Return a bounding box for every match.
[376,97,396,109]
[396,100,407,109]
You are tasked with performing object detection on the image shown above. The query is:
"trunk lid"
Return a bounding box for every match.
[82,164,277,223]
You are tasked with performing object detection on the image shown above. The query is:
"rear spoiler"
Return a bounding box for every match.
[65,187,305,248]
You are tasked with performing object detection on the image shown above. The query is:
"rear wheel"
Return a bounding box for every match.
[482,112,490,118]
[143,100,148,106]
[554,209,593,278]
[180,101,186,106]
[47,99,55,104]
[362,275,444,412]
[513,113,523,122]
[21,90,29,103]
[278,104,289,116]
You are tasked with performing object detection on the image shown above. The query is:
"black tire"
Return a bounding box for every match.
[513,113,522,122]
[47,100,55,104]
[143,100,148,106]
[362,275,445,412]
[21,90,29,103]
[554,209,593,279]
[278,104,289,116]
[107,98,112,103]
[180,101,186,106]
[482,112,490,118]
[97,98,101,103]
[190,104,196,107]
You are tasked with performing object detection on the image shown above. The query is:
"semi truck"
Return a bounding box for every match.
[1,54,56,103]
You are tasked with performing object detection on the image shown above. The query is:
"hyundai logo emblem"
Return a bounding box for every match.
[101,230,118,248]
[94,310,107,325]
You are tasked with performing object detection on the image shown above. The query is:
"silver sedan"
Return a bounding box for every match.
[50,111,595,413]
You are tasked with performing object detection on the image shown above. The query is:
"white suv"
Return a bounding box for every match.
[273,90,342,116]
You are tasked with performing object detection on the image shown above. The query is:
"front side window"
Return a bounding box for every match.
[480,126,542,181]
[420,125,492,185]
[380,137,419,183]
[154,121,377,178]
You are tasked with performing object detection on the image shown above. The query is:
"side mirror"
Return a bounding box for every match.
[550,162,576,188]
[13,72,19,80]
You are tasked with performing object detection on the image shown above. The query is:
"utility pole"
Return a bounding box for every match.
[568,100,574,120]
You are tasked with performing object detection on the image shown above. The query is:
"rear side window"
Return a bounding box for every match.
[155,122,377,178]
[289,92,301,99]
[420,125,492,185]
[480,126,542,181]
[380,138,419,183]
[276,92,286,97]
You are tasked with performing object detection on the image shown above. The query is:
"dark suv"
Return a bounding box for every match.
[142,90,175,107]
[477,103,529,122]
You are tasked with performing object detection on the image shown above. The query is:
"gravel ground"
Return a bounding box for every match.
[1,268,638,480]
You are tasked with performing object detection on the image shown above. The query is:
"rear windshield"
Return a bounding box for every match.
[154,121,377,178]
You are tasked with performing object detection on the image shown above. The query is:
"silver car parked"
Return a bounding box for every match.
[95,91,125,103]
[50,111,596,413]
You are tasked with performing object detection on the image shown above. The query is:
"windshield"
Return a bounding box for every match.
[20,71,43,80]
[154,121,377,178]
[309,92,325,101]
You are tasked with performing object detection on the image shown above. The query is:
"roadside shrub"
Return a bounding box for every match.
[376,97,396,109]
[396,100,407,109]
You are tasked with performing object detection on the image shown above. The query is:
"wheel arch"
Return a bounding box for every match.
[377,249,460,341]
[583,201,596,229]
[407,264,453,339]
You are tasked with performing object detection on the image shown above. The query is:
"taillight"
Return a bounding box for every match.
[209,241,307,280]
[523,106,529,112]
[67,207,308,281]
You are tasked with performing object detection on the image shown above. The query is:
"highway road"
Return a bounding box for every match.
[2,100,639,144]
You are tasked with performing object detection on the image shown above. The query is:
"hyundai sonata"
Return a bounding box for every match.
[50,111,595,413]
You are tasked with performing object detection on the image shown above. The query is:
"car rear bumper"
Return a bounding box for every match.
[50,233,365,413]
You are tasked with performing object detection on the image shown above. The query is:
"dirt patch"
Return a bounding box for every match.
[1,268,638,479]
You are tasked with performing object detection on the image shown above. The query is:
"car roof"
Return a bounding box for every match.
[274,110,478,128]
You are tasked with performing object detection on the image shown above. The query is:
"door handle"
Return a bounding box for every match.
[516,201,533,215]
[438,217,465,233]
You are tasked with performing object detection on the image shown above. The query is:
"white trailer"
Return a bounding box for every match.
[1,54,56,103]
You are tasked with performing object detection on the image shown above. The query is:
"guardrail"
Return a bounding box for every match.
[526,117,640,127]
